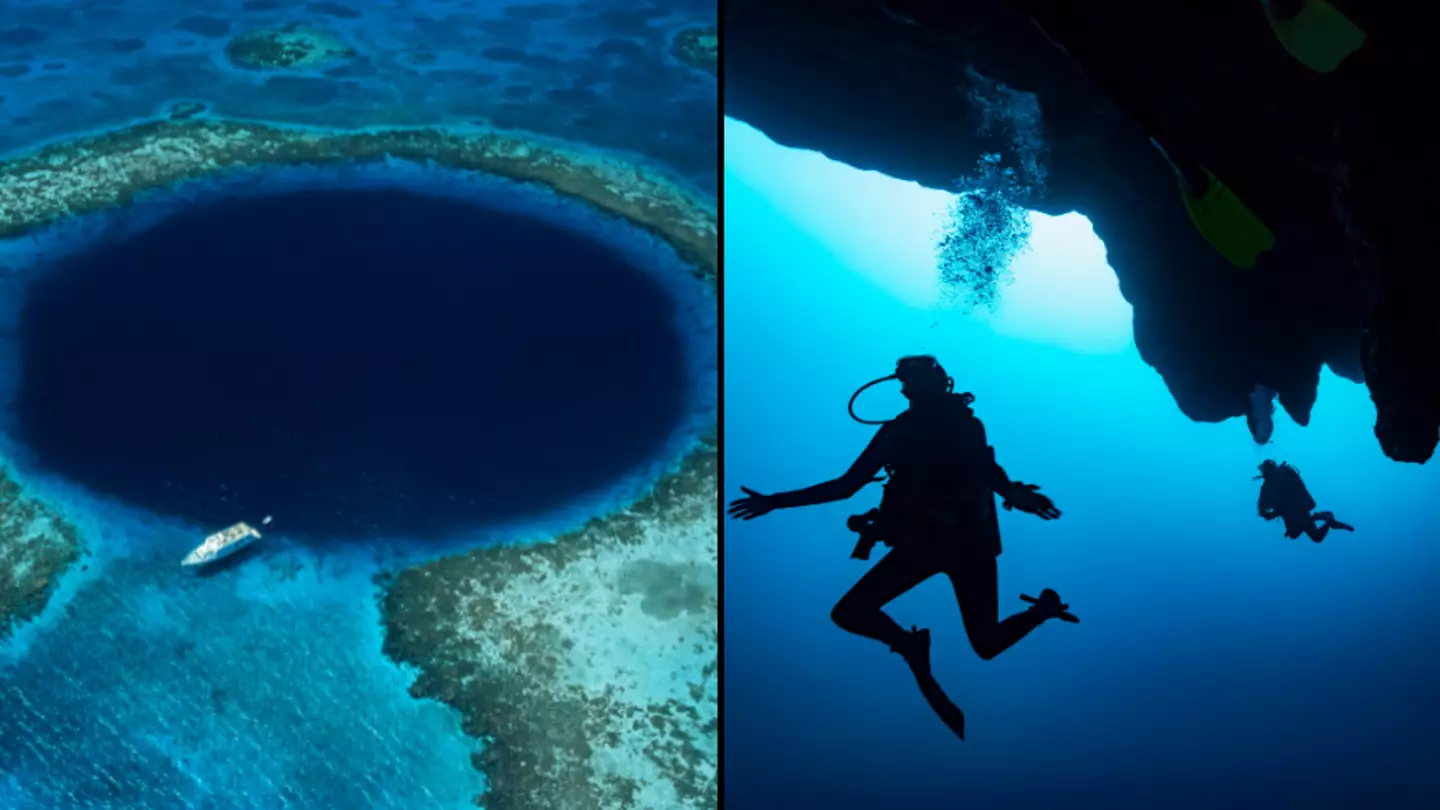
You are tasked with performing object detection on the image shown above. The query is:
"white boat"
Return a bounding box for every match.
[182,516,272,567]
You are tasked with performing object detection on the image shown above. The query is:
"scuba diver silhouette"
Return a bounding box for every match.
[728,355,1077,740]
[1255,459,1354,542]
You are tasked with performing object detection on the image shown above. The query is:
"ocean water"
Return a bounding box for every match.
[722,117,1440,808]
[0,3,716,809]
[0,0,717,194]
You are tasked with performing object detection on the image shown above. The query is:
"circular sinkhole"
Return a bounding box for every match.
[11,187,693,542]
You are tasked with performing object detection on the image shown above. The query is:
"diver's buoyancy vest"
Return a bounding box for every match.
[1265,466,1317,515]
[881,396,993,513]
[878,397,1003,555]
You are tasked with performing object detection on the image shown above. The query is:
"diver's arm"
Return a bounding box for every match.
[985,446,1016,496]
[973,421,1020,496]
[767,429,889,510]
[1258,487,1277,519]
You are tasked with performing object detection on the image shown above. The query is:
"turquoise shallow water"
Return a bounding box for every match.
[0,530,487,809]
[0,2,716,807]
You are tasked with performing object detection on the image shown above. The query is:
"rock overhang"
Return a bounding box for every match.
[724,0,1432,462]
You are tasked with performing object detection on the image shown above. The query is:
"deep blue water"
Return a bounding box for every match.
[723,119,1440,808]
[15,187,686,543]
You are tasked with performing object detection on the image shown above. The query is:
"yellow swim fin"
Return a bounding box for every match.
[1263,0,1366,74]
[1180,170,1276,268]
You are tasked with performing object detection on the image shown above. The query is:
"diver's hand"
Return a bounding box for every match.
[1002,483,1061,520]
[728,487,778,521]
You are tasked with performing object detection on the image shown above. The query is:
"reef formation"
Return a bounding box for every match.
[224,24,356,72]
[724,0,1437,463]
[0,116,717,808]
[383,441,718,809]
[0,468,83,641]
[674,26,719,77]
[0,119,717,280]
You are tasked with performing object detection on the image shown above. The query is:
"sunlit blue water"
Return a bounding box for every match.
[723,117,1440,808]
[0,2,716,807]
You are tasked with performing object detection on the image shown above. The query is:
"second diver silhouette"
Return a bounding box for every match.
[728,355,1077,741]
[1255,459,1354,542]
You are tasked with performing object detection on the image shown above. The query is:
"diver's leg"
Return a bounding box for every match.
[1314,510,1355,532]
[1283,516,1306,540]
[834,548,967,740]
[1302,514,1332,543]
[951,555,1048,661]
[831,548,938,650]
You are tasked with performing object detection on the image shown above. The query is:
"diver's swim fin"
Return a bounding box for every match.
[919,681,967,741]
[1263,0,1366,74]
[1179,169,1276,269]
[1020,590,1080,623]
[1317,511,1355,532]
[895,627,967,740]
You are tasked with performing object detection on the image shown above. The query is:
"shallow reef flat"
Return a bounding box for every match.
[384,442,717,809]
[0,468,83,641]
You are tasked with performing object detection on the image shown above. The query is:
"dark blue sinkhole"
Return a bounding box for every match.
[11,188,690,542]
